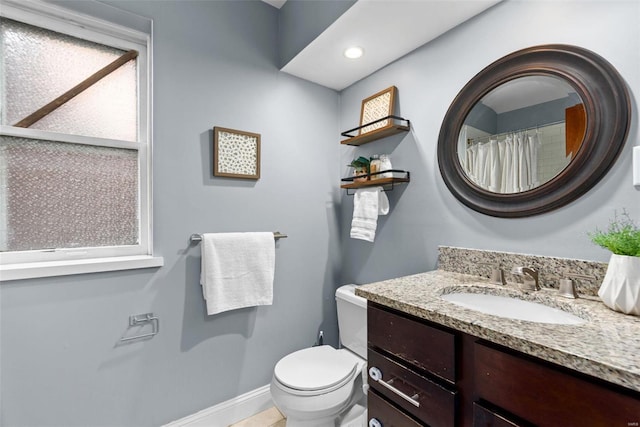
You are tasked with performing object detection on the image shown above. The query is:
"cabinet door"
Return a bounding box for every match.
[472,402,531,427]
[368,390,423,427]
[474,342,640,426]
[368,304,456,383]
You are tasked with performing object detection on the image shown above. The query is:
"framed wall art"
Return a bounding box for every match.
[359,86,397,134]
[213,126,261,180]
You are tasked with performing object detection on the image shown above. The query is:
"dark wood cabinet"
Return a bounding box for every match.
[368,304,457,383]
[366,302,640,427]
[368,391,423,427]
[368,348,456,426]
[474,342,640,426]
[472,402,531,427]
[367,303,459,426]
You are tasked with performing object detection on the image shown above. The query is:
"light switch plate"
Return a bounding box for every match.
[634,146,640,186]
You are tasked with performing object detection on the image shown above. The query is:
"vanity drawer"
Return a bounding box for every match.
[368,303,457,383]
[474,342,640,426]
[472,402,531,427]
[368,348,456,426]
[368,390,423,427]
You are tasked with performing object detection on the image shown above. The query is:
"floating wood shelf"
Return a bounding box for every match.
[341,170,410,195]
[340,115,410,146]
[340,176,410,189]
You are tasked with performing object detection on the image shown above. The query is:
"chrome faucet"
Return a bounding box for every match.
[511,267,540,291]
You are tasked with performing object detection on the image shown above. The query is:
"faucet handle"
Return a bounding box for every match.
[558,278,577,299]
[479,262,506,285]
[490,267,506,285]
[558,273,593,298]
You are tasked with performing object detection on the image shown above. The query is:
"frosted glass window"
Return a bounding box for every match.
[0,18,138,141]
[0,1,151,274]
[0,136,139,252]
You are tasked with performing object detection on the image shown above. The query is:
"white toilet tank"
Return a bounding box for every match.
[335,284,367,359]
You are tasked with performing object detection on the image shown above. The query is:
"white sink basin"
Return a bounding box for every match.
[441,292,586,325]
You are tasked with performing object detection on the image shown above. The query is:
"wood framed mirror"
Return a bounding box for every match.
[437,44,630,217]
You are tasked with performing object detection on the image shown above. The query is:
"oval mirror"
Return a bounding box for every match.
[438,45,630,217]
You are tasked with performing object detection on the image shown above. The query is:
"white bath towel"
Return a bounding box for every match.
[200,232,275,315]
[350,187,389,242]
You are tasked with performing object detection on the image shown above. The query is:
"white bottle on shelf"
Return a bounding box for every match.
[379,154,392,178]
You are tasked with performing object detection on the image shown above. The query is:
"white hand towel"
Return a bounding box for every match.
[350,187,388,242]
[200,232,275,315]
[378,189,389,216]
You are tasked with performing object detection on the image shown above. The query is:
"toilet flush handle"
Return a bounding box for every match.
[368,367,421,408]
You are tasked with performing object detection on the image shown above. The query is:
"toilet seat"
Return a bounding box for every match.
[274,346,358,396]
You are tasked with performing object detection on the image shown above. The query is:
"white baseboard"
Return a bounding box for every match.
[163,384,273,427]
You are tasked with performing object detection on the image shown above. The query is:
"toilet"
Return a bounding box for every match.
[270,284,367,427]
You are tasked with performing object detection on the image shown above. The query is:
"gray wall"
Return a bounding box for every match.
[497,95,578,133]
[465,101,498,134]
[0,1,342,425]
[2,1,639,426]
[340,0,639,285]
[467,95,579,135]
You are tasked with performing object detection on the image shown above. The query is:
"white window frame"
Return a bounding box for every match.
[0,0,163,281]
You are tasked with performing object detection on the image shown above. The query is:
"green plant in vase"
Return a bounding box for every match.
[589,210,640,256]
[588,209,640,316]
[349,156,370,182]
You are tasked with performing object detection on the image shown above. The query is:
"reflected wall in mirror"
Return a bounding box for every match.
[458,76,586,194]
[438,44,630,217]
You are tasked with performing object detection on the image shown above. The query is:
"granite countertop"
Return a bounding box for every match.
[355,270,640,393]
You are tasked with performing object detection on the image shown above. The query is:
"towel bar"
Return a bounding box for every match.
[190,232,287,243]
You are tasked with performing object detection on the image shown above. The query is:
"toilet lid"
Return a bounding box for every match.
[274,346,357,392]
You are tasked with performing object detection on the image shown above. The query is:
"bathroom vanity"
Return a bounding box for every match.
[357,269,640,427]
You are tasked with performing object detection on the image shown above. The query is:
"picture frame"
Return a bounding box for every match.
[359,86,397,135]
[213,126,261,180]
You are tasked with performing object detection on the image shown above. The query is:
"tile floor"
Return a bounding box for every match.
[229,406,286,427]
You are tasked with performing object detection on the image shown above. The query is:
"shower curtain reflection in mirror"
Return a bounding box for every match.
[459,124,570,194]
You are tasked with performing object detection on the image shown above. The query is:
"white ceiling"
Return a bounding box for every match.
[262,0,286,9]
[482,75,576,113]
[280,0,502,91]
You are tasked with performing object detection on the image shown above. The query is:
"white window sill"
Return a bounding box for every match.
[0,255,164,282]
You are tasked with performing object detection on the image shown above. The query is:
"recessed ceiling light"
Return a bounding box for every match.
[343,46,364,59]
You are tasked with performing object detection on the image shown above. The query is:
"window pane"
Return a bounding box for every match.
[0,18,138,141]
[0,136,139,252]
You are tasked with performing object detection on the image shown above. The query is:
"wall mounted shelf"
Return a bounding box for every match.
[340,115,410,146]
[341,170,410,195]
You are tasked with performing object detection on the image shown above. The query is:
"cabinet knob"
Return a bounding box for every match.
[369,366,383,381]
[369,418,383,427]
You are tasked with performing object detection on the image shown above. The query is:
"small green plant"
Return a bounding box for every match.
[589,210,640,257]
[348,156,370,175]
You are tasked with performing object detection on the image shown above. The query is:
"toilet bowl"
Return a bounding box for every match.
[271,345,366,426]
[270,285,367,427]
